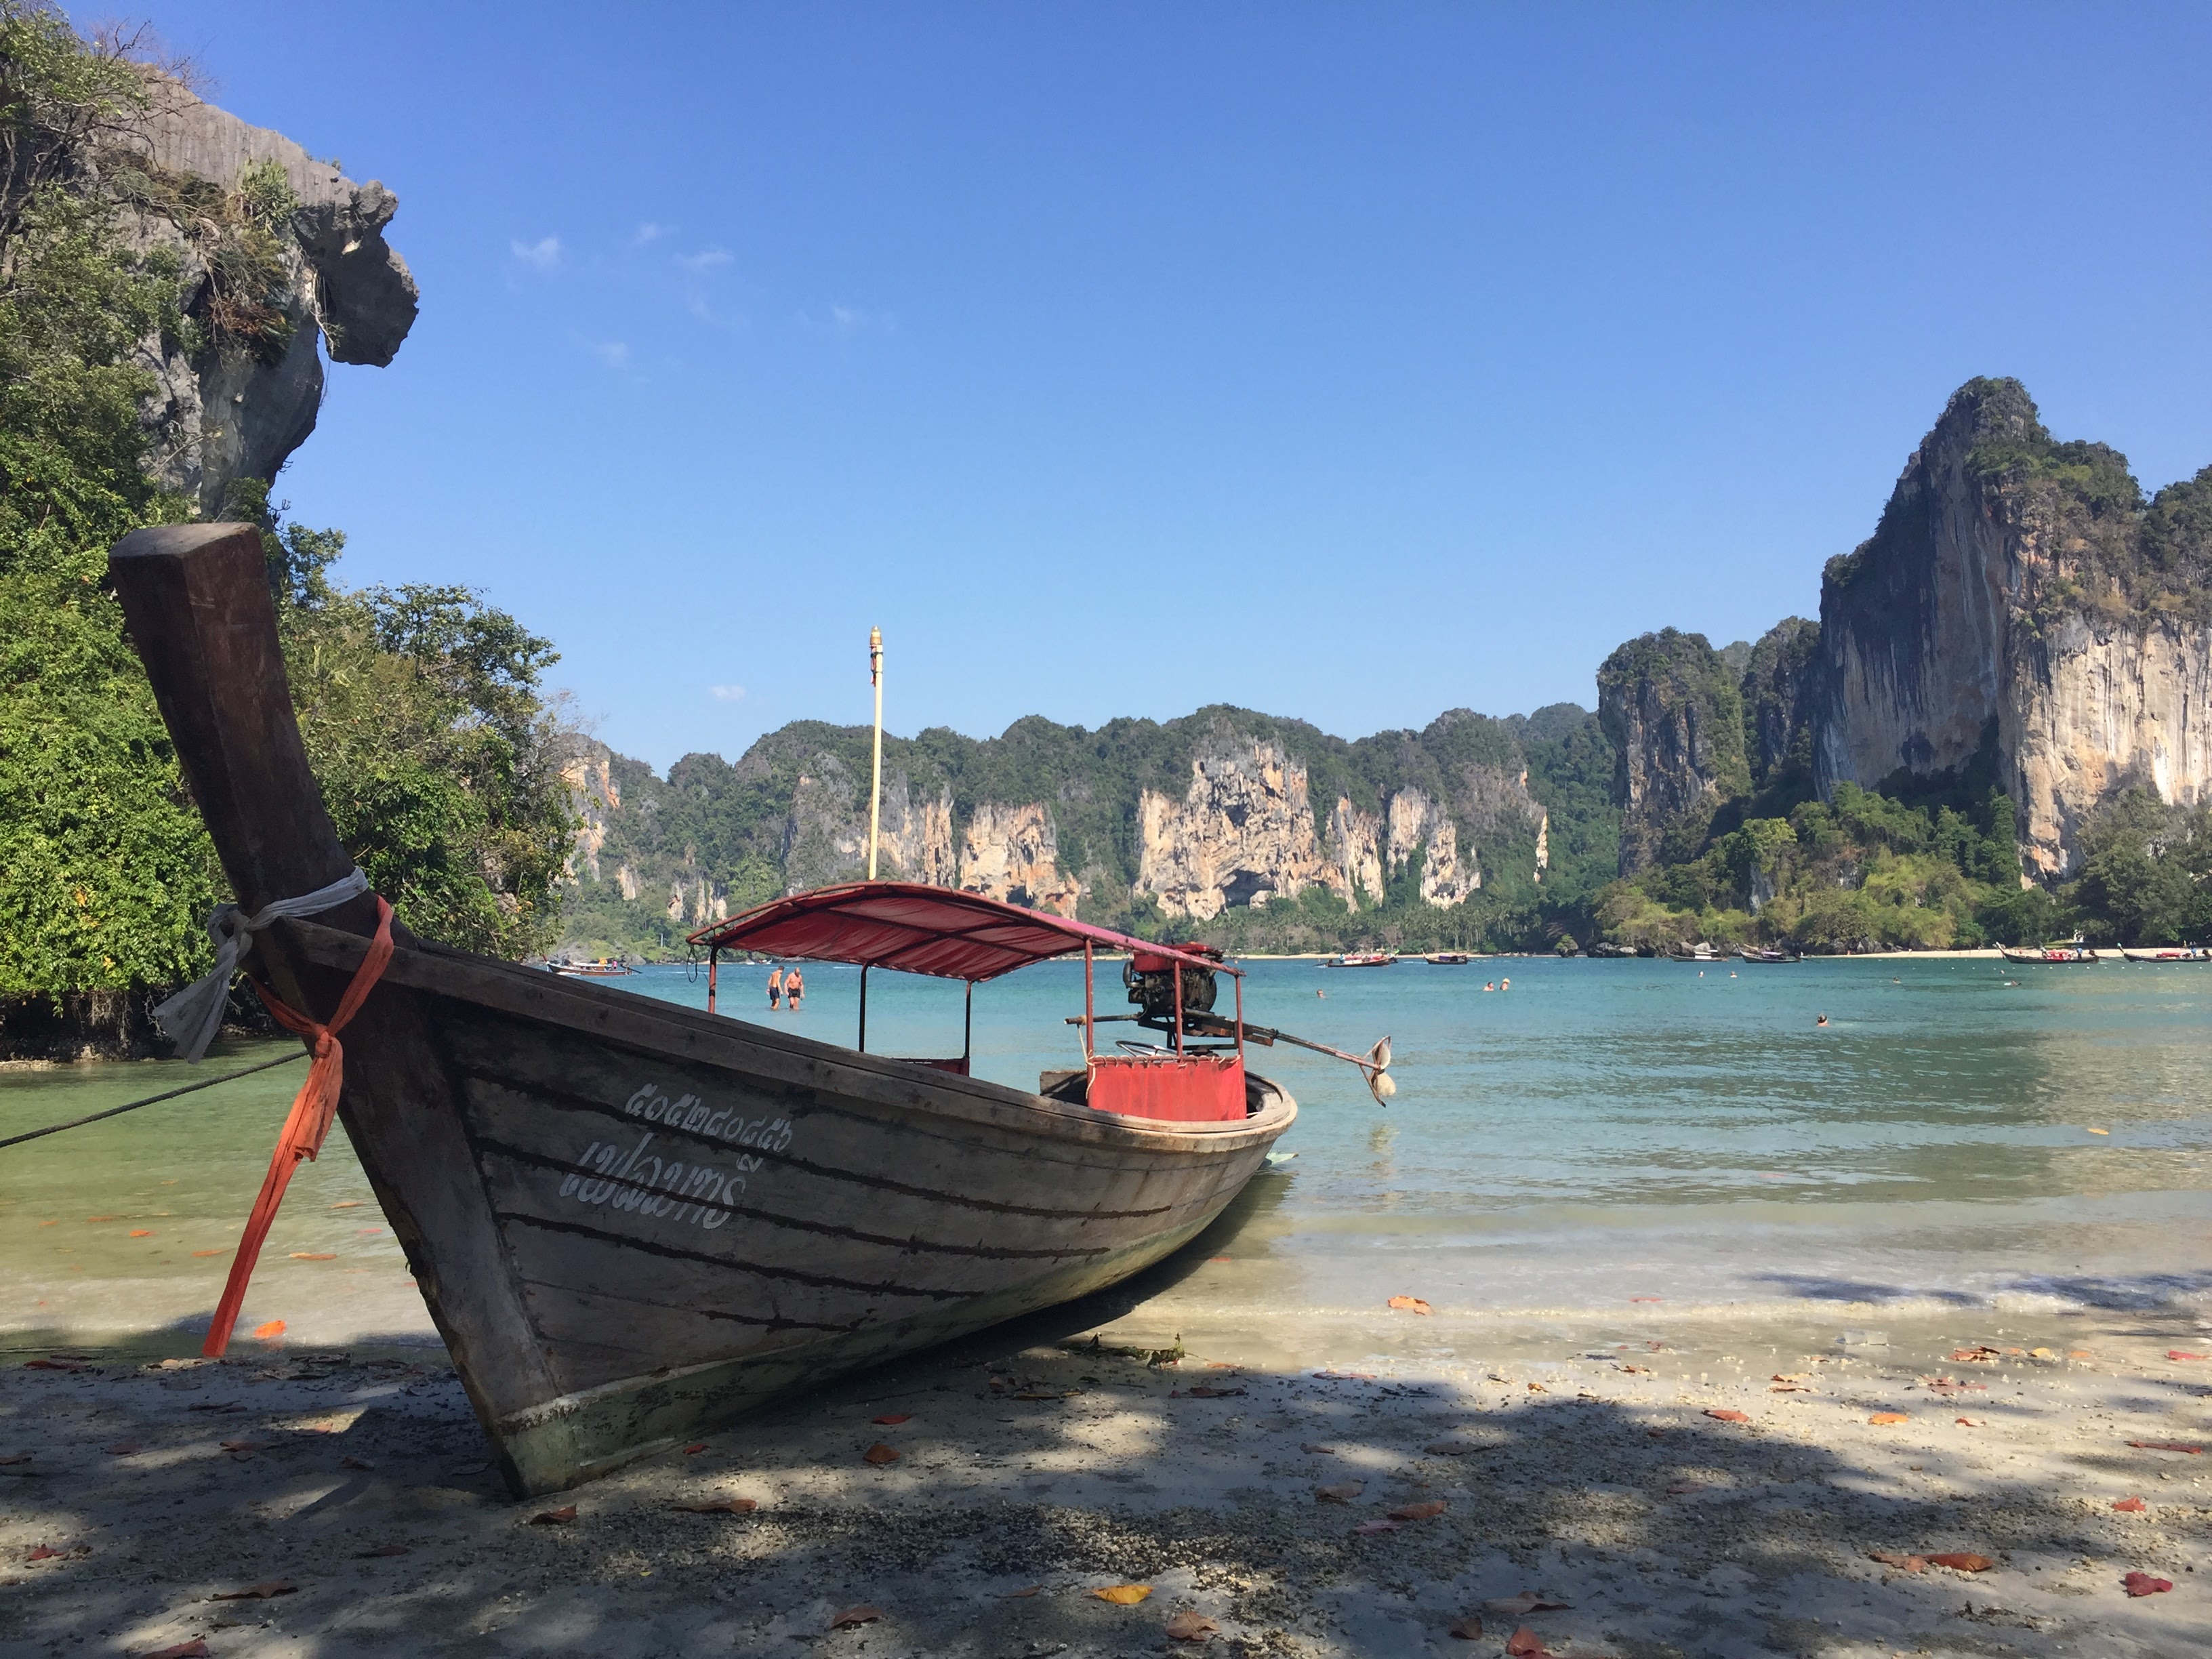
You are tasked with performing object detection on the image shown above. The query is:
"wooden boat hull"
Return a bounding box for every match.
[287,919,1294,1495]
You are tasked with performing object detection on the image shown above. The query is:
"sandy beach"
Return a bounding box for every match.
[5,1285,2207,1659]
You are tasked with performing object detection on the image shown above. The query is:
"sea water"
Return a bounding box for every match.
[4,955,2209,1357]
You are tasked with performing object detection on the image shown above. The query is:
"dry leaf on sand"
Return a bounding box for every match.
[995,1585,1041,1599]
[872,1414,912,1425]
[211,1580,297,1600]
[252,1319,286,1341]
[1504,1627,1557,1658]
[1093,1584,1152,1604]
[1869,1412,1910,1425]
[862,1442,901,1465]
[2127,1439,2203,1454]
[1928,1553,1992,1573]
[1315,1481,1364,1503]
[1446,1615,1483,1639]
[827,1605,882,1628]
[1387,1296,1433,1315]
[529,1505,577,1525]
[2113,1496,2146,1512]
[1955,1417,1983,1427]
[1164,1611,1221,1641]
[1389,1500,1448,1521]
[1868,1551,1926,1572]
[1483,1593,1570,1615]
[2167,1351,2206,1361]
[681,1442,707,1454]
[672,1498,758,1513]
[1704,1409,1748,1423]
[143,1644,211,1659]
[2123,1571,2174,1597]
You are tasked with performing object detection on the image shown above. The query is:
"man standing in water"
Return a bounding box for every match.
[785,967,804,1012]
[767,965,783,1011]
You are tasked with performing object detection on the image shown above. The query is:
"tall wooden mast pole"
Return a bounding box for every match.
[866,626,884,880]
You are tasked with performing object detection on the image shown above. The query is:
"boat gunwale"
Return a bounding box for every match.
[285,918,1297,1154]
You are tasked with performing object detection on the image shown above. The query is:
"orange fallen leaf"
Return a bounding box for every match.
[1447,1615,1484,1639]
[252,1320,285,1341]
[1526,1382,1547,1393]
[1504,1627,1556,1658]
[190,1249,226,1257]
[862,1441,901,1465]
[1955,1417,1983,1427]
[2127,1439,2203,1454]
[357,1543,409,1557]
[1704,1409,1748,1422]
[218,1439,264,1453]
[1618,1364,1650,1374]
[1387,1296,1433,1315]
[2123,1570,2173,1597]
[1928,1553,1992,1573]
[144,1644,210,1659]
[85,1215,119,1222]
[129,1230,154,1238]
[1093,1584,1152,1604]
[289,1252,336,1261]
[1630,1295,1662,1303]
[682,1443,707,1454]
[2167,1351,2207,1361]
[1870,1412,1910,1425]
[2114,1496,2146,1512]
[872,1414,912,1425]
[211,1579,297,1599]
[1389,1500,1447,1521]
[1316,1480,1364,1503]
[1164,1610,1221,1641]
[26,1544,64,1561]
[331,1200,364,1208]
[1868,1551,1926,1572]
[529,1505,577,1525]
[827,1604,882,1628]
[671,1497,758,1513]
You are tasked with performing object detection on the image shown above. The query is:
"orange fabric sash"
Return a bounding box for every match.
[201,897,395,1357]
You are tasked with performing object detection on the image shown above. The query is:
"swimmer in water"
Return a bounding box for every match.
[1500,977,1509,990]
[1816,1014,1829,1027]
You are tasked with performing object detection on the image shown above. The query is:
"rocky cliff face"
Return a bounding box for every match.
[1137,734,1355,920]
[1741,617,1820,788]
[1813,379,2212,877]
[960,802,1080,916]
[131,81,418,513]
[1598,629,1750,874]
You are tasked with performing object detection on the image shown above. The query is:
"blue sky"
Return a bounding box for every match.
[123,3,2212,773]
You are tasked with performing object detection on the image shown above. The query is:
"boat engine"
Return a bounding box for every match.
[1124,942,1222,1031]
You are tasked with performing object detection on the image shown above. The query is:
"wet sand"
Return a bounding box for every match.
[5,1294,2207,1658]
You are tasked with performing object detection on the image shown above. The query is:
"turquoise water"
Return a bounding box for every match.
[4,953,2209,1352]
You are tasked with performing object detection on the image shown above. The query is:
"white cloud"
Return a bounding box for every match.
[676,248,733,274]
[632,222,669,247]
[709,684,747,702]
[591,341,631,370]
[510,234,562,269]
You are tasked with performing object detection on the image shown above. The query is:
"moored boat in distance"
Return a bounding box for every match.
[1999,938,2100,964]
[2118,944,2209,962]
[544,954,635,977]
[1324,952,1396,968]
[1425,952,1473,965]
[1738,947,1801,964]
[106,523,1357,1498]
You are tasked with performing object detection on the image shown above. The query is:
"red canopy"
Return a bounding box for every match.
[686,881,1235,984]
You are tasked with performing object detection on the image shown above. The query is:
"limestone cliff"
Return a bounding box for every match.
[1597,629,1750,874]
[1136,735,1347,919]
[1812,379,2212,878]
[127,79,418,512]
[1740,617,1820,789]
[960,802,1080,916]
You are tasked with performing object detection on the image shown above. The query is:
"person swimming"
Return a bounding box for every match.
[1816,1014,1829,1027]
[767,965,783,1010]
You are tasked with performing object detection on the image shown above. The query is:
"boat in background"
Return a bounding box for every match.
[1425,952,1472,965]
[1999,939,2100,964]
[2119,945,2209,962]
[1324,952,1396,968]
[544,954,635,977]
[1738,947,1801,964]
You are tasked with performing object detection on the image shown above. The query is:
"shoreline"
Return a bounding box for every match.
[5,1298,2204,1657]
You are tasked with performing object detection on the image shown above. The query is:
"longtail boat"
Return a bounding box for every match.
[107,524,1328,1496]
[1999,941,2100,964]
[2118,945,2208,963]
